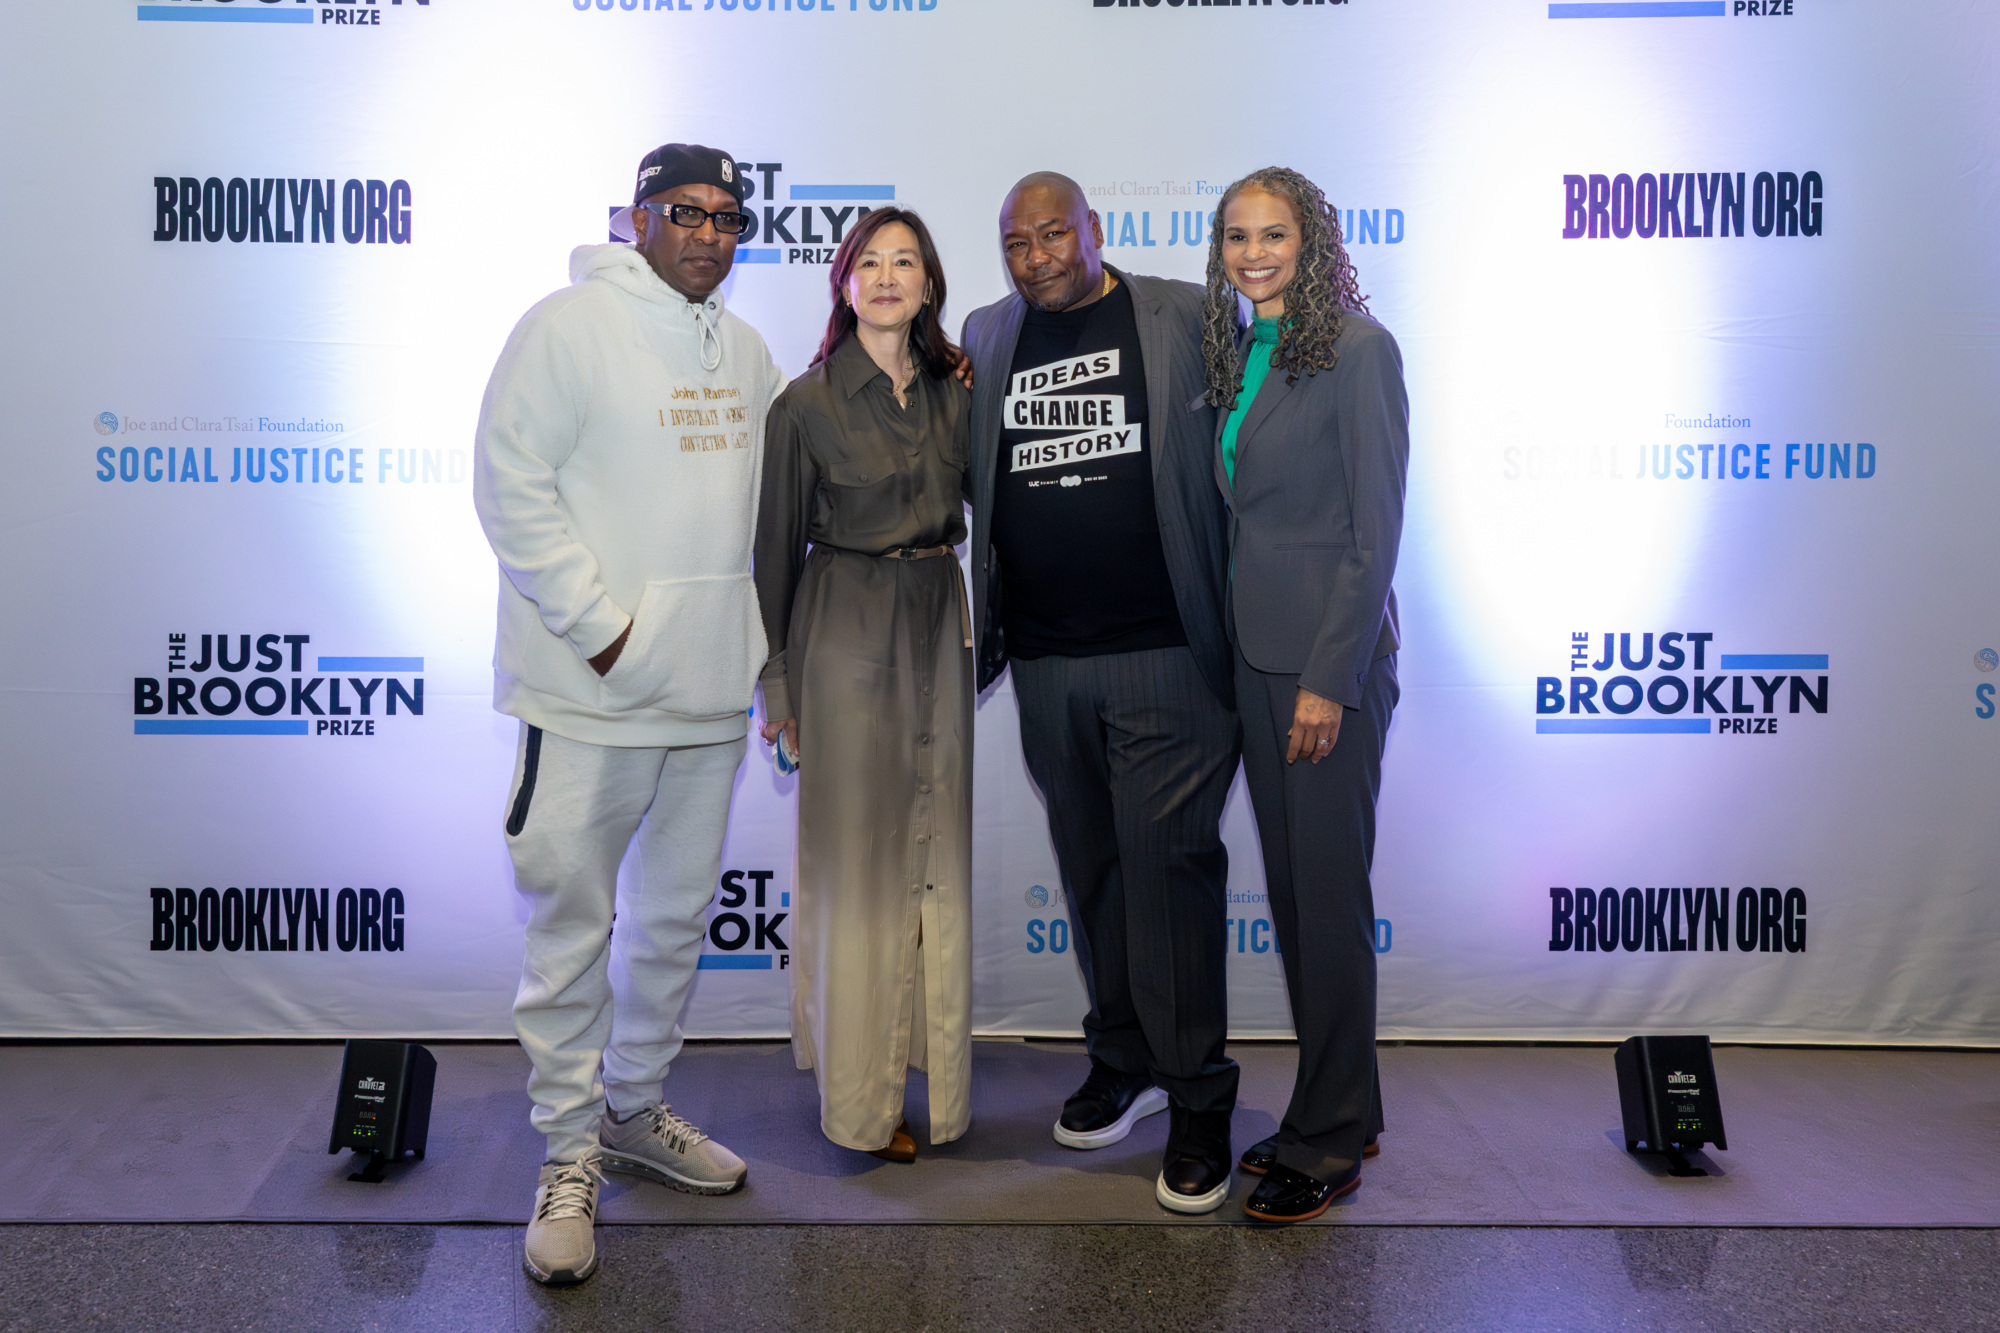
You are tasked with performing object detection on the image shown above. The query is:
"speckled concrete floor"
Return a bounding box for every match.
[1,1224,1992,1333]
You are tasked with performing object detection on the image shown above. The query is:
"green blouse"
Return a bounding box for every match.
[1220,317,1282,487]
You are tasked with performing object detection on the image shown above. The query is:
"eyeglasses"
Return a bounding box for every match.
[637,200,753,236]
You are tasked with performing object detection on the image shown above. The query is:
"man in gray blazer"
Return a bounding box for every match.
[961,172,1240,1215]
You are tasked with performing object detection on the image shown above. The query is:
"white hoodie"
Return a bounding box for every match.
[474,243,782,748]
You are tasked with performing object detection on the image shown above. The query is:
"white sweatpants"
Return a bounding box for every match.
[502,722,745,1163]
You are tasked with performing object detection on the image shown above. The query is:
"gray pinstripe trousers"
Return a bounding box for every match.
[1012,645,1242,1115]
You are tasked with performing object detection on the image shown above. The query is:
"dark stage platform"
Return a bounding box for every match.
[4,1040,1993,1227]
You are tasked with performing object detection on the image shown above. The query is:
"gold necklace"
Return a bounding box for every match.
[1100,270,1113,299]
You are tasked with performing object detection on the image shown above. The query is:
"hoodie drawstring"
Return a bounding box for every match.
[696,301,723,372]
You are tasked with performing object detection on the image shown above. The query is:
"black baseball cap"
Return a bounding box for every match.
[610,142,744,241]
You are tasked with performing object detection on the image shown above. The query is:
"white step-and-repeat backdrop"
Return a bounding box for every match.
[3,0,1995,1043]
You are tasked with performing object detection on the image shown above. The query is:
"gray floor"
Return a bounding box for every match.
[4,1040,1996,1226]
[1,1223,1995,1333]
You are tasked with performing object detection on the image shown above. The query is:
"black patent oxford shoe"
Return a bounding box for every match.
[1243,1161,1362,1223]
[1239,1136,1377,1176]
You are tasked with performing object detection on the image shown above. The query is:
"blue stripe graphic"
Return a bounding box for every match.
[790,185,896,201]
[735,248,782,264]
[1719,654,1828,670]
[317,657,423,672]
[137,720,310,736]
[697,954,773,970]
[138,6,314,22]
[1548,2,1724,16]
[1537,718,1712,734]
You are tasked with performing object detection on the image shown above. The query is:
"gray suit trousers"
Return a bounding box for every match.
[1012,646,1242,1114]
[1236,646,1397,1180]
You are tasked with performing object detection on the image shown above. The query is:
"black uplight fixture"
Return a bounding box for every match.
[329,1039,436,1182]
[1615,1034,1727,1177]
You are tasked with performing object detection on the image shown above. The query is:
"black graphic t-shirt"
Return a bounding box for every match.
[989,281,1186,660]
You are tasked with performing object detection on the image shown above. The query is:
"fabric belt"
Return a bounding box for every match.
[882,544,972,649]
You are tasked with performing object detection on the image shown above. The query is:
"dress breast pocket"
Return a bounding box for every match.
[825,459,884,488]
[820,455,902,544]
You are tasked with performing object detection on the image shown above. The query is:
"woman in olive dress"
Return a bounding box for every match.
[752,207,973,1161]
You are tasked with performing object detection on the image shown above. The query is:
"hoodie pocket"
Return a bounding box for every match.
[597,573,768,719]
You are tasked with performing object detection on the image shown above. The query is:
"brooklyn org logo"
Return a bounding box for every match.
[611,161,890,266]
[94,412,120,436]
[133,633,423,737]
[154,177,411,245]
[1562,171,1821,239]
[1536,631,1827,735]
[1548,885,1806,955]
[150,885,405,953]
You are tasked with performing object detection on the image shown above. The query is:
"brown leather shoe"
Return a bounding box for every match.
[868,1120,916,1163]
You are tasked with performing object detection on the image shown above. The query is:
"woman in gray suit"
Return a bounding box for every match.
[1200,167,1409,1222]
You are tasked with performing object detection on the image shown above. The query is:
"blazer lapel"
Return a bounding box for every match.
[1212,398,1232,501]
[1118,266,1171,482]
[973,295,1026,521]
[1232,337,1297,480]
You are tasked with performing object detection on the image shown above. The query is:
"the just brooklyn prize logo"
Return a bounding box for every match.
[134,632,424,737]
[699,869,789,972]
[1548,2,1800,21]
[612,160,893,267]
[94,412,120,436]
[1536,630,1828,736]
[137,1,434,30]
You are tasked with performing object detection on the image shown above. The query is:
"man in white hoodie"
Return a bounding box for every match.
[473,143,782,1286]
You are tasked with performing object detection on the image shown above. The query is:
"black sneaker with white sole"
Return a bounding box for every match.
[1156,1104,1233,1215]
[1053,1057,1169,1150]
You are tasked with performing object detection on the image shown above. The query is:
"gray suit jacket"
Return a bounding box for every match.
[1216,309,1408,708]
[961,267,1231,704]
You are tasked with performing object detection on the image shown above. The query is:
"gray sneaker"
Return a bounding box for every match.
[599,1102,746,1196]
[523,1152,602,1285]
